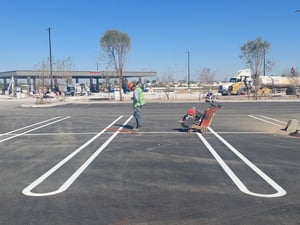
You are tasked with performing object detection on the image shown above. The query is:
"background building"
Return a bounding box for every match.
[0,70,156,95]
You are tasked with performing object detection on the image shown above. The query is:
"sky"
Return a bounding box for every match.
[1,0,300,81]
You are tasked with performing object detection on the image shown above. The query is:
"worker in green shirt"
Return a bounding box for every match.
[128,81,145,131]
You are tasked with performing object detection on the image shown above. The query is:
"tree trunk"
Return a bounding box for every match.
[119,71,123,101]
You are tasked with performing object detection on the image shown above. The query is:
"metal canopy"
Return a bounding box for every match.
[0,70,157,79]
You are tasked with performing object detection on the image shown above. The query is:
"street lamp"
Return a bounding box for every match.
[187,51,190,89]
[47,27,53,90]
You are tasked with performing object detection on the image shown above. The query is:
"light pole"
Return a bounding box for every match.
[263,48,266,76]
[187,51,190,89]
[47,27,53,90]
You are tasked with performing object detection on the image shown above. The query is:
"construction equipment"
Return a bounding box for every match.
[225,69,300,96]
[228,72,253,95]
[179,103,221,133]
[219,69,251,96]
[228,81,248,95]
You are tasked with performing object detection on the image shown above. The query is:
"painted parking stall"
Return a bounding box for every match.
[1,102,299,225]
[197,127,287,198]
[0,116,70,143]
[19,115,287,198]
[0,109,288,199]
[22,115,133,197]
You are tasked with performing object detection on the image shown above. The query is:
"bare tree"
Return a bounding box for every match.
[53,57,74,85]
[100,29,131,101]
[34,57,74,103]
[196,68,215,99]
[240,37,272,99]
[198,68,215,87]
[162,70,175,100]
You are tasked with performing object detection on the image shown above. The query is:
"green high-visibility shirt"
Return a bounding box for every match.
[133,87,145,108]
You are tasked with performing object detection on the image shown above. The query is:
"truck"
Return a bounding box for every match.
[219,69,252,95]
[229,73,300,96]
[259,75,300,96]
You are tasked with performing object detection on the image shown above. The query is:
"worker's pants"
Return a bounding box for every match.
[134,106,142,128]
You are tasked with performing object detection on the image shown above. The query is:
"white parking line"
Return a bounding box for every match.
[20,115,286,197]
[255,115,286,124]
[22,115,132,197]
[197,128,287,198]
[0,116,62,137]
[19,131,272,136]
[249,115,286,127]
[0,116,71,143]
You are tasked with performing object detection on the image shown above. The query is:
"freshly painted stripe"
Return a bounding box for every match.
[16,131,272,136]
[249,115,284,127]
[256,115,286,124]
[197,128,286,198]
[0,116,62,137]
[22,116,129,197]
[0,116,70,143]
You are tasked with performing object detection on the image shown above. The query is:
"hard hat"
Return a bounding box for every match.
[128,82,134,89]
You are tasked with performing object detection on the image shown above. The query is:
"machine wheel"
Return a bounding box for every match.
[200,128,207,133]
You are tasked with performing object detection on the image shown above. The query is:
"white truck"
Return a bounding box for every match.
[259,75,300,96]
[218,69,252,95]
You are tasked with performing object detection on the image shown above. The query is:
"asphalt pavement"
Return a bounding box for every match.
[0,100,300,225]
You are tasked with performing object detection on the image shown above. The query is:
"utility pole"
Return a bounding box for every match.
[187,51,190,90]
[47,27,53,90]
[263,49,266,76]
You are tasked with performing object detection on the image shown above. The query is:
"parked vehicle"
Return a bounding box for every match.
[219,69,252,96]
[64,84,75,96]
[259,76,300,97]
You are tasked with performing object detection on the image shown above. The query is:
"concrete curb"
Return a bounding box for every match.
[1,94,300,108]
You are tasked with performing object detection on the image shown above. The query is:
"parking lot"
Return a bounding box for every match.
[0,100,300,225]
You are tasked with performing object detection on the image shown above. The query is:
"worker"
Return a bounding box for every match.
[128,81,145,131]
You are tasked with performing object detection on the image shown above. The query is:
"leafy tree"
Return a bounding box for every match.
[100,29,131,101]
[240,37,272,99]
